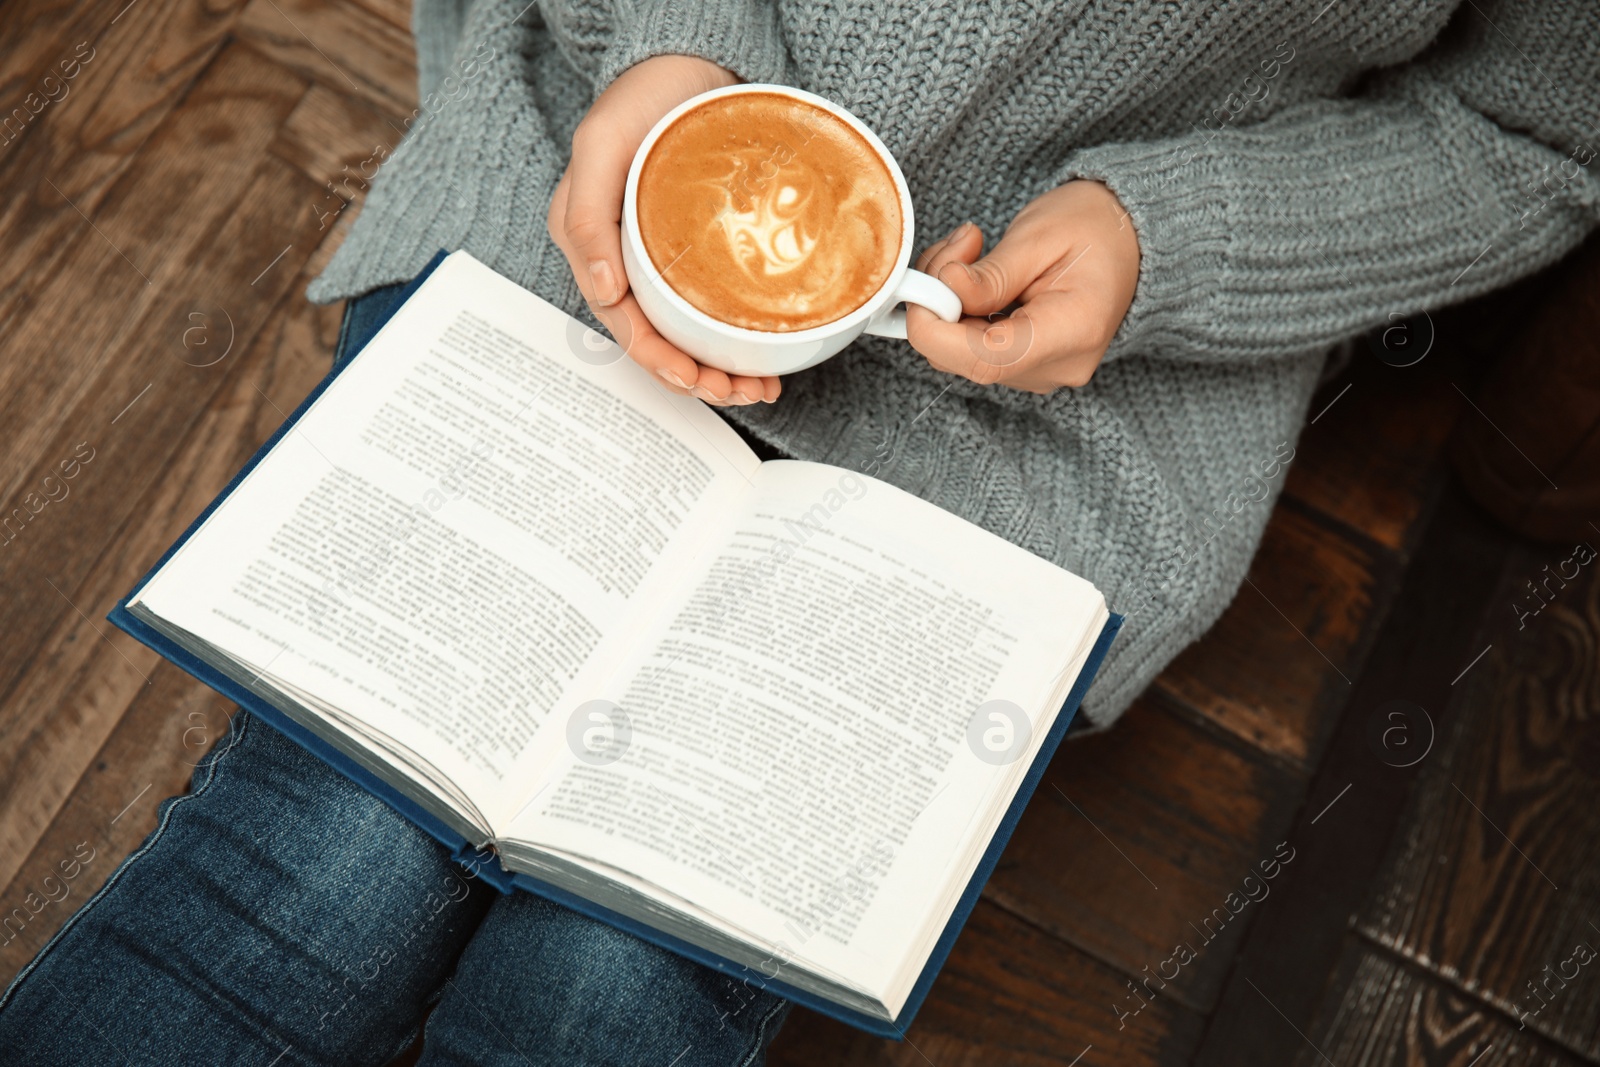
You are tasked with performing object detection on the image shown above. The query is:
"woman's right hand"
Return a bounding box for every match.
[547,55,781,406]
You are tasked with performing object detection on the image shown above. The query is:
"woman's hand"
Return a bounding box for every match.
[905,181,1140,393]
[547,55,781,406]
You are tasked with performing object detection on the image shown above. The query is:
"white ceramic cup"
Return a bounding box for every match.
[620,84,963,378]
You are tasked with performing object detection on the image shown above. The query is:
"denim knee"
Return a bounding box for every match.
[0,713,495,1066]
[418,891,790,1066]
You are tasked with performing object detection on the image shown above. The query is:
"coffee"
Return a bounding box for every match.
[636,92,903,333]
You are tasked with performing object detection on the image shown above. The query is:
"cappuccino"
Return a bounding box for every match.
[636,92,903,333]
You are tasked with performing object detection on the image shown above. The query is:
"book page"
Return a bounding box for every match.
[508,460,1105,997]
[134,253,758,810]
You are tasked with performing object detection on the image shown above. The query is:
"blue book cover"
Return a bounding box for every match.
[108,250,1123,1039]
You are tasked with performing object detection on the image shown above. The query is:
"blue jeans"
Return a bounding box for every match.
[0,285,790,1066]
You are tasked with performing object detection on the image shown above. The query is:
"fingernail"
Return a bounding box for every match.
[658,368,688,389]
[732,390,761,405]
[950,221,973,240]
[691,385,723,403]
[589,260,620,306]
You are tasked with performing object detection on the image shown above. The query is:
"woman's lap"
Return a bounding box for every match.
[0,711,788,1065]
[420,893,789,1066]
[0,713,495,1065]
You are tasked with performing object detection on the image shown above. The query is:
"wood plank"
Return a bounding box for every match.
[1153,502,1389,769]
[768,900,1206,1067]
[346,0,412,35]
[1292,944,1589,1067]
[0,41,304,511]
[273,81,407,186]
[0,0,96,133]
[1191,490,1530,1067]
[983,697,1302,1013]
[0,264,340,978]
[1356,537,1600,1058]
[1281,353,1455,556]
[0,47,310,867]
[1194,240,1598,1067]
[0,136,334,893]
[1450,234,1600,543]
[265,82,407,281]
[271,81,406,246]
[1280,263,1551,556]
[304,186,372,283]
[0,0,253,333]
[235,0,417,116]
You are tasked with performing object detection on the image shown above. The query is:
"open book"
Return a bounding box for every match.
[112,251,1119,1034]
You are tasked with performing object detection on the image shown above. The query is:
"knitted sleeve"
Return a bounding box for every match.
[1060,0,1600,366]
[586,0,793,91]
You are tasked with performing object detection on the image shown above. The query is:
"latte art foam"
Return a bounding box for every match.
[637,93,903,333]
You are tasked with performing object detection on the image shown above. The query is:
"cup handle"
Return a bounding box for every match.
[864,269,963,340]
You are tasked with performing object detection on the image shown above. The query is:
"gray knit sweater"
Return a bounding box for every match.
[307,0,1599,728]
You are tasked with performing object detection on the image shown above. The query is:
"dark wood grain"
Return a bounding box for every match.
[272,81,407,190]
[0,250,337,894]
[1356,537,1600,1058]
[984,696,1303,1014]
[769,900,1206,1067]
[271,81,405,255]
[0,39,304,507]
[1281,354,1455,557]
[1279,269,1551,558]
[345,0,412,34]
[1154,502,1391,769]
[0,0,253,334]
[1293,944,1590,1067]
[1192,489,1518,1067]
[235,0,418,115]
[0,0,92,107]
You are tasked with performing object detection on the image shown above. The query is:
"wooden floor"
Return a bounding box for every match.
[2,2,1596,1064]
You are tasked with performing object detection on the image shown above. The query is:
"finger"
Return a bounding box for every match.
[546,171,570,248]
[548,171,603,307]
[917,222,983,276]
[934,220,1062,317]
[995,288,1112,389]
[915,219,972,271]
[904,307,1016,386]
[906,289,1103,389]
[691,364,736,403]
[591,298,774,406]
[726,373,781,404]
[913,238,947,275]
[591,295,703,392]
[561,120,637,308]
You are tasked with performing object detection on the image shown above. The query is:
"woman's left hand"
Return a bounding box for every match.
[905,180,1140,393]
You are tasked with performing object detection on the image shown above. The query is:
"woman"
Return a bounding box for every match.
[2,1,1594,1063]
